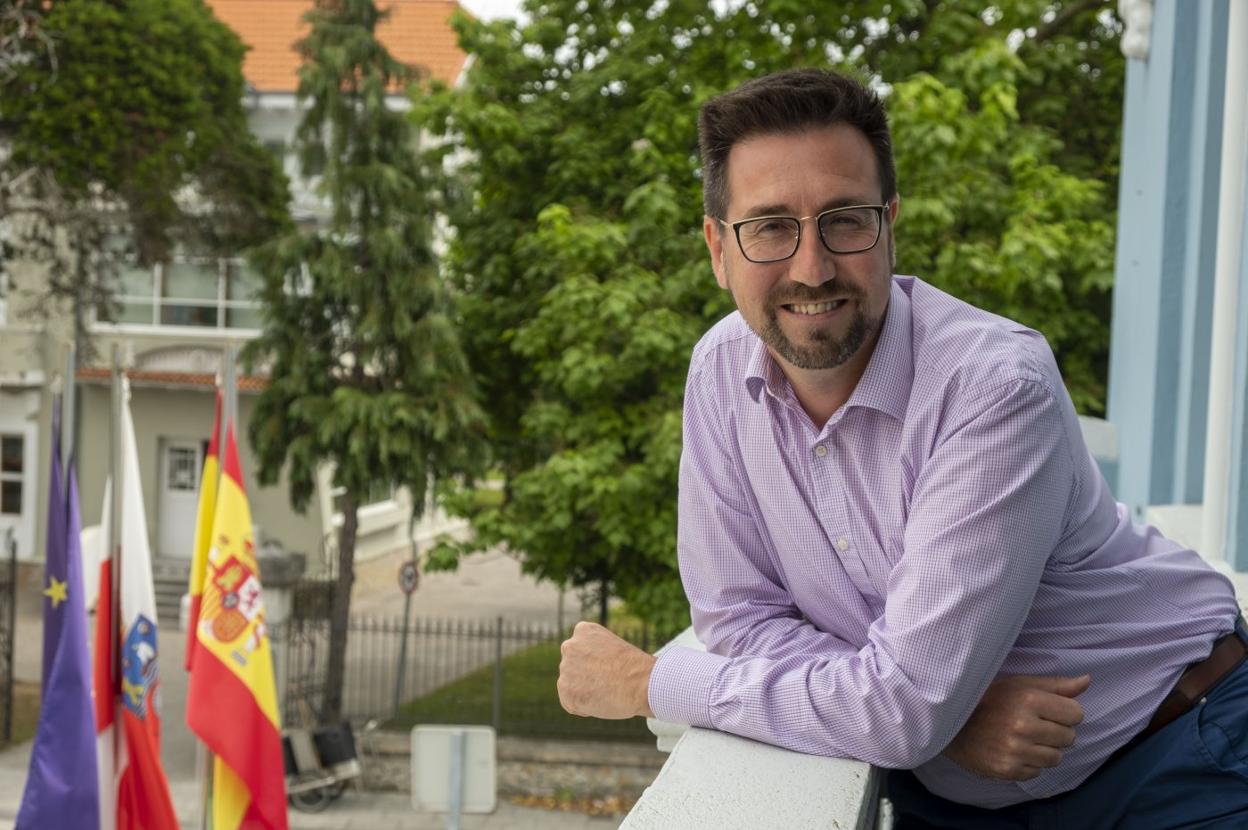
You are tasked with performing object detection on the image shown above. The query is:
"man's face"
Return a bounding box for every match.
[704,125,898,374]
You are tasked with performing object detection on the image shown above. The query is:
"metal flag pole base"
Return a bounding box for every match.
[196,743,214,830]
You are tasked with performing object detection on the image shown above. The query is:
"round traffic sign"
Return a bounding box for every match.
[398,560,419,594]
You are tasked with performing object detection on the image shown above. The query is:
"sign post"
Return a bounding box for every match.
[392,555,419,712]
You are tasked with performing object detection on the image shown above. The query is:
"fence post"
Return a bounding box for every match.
[3,530,14,743]
[492,616,503,731]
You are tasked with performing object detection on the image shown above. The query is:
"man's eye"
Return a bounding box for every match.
[749,220,792,236]
[827,213,868,228]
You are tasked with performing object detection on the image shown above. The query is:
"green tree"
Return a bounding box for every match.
[0,0,289,352]
[421,0,1123,627]
[243,0,486,723]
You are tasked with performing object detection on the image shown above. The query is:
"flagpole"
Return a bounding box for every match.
[196,736,211,830]
[109,346,123,777]
[195,345,236,830]
[224,345,237,447]
[62,341,76,483]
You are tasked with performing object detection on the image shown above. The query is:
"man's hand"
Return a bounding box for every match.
[943,674,1090,781]
[557,621,657,720]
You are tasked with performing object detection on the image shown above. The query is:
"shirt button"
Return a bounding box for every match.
[836,538,849,551]
[814,444,828,458]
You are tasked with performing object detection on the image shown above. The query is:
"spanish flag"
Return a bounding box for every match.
[185,422,287,828]
[185,390,221,670]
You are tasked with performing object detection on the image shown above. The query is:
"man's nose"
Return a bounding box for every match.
[788,221,836,288]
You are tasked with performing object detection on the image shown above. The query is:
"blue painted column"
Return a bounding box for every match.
[1223,143,1248,571]
[1106,0,1228,517]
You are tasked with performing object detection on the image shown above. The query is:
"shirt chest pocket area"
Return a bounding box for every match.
[779,502,895,614]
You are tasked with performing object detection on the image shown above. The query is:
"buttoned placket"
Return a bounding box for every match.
[806,419,875,598]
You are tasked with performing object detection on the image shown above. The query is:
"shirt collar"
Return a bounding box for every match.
[743,278,913,421]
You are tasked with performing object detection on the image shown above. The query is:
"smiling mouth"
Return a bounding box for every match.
[782,299,849,316]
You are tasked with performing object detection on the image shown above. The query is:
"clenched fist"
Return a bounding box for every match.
[557,621,657,720]
[944,674,1090,780]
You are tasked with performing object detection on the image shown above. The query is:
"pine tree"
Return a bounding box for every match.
[243,0,485,723]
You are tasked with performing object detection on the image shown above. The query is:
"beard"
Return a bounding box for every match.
[754,283,877,371]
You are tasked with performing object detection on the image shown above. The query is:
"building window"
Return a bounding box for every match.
[331,481,396,514]
[113,257,264,331]
[166,446,199,492]
[0,434,23,515]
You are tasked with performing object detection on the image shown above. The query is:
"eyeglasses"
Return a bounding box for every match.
[720,204,888,263]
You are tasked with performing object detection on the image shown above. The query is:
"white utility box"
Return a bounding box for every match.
[410,724,497,815]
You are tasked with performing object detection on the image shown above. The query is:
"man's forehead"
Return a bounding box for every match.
[723,124,882,216]
[737,195,878,219]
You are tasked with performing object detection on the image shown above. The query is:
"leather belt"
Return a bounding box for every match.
[1132,614,1248,747]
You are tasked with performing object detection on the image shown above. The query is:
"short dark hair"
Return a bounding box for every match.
[697,68,896,219]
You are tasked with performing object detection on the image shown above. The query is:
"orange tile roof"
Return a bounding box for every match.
[204,0,468,93]
[77,367,269,393]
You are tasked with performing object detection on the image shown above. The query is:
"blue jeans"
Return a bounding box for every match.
[890,627,1248,829]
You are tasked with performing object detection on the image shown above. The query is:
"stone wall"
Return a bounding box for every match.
[362,732,665,801]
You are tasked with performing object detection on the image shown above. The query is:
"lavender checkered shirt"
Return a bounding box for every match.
[649,275,1239,808]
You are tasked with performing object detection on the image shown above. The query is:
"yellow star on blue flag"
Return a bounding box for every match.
[44,577,68,609]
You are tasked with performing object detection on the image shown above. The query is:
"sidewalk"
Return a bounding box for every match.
[0,738,623,830]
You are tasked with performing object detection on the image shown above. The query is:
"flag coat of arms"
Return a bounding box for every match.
[186,421,288,829]
[93,381,179,830]
[17,398,99,830]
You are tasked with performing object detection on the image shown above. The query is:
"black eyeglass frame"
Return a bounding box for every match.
[719,204,890,264]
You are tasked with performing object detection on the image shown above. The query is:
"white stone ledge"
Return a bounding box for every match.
[1078,415,1118,462]
[631,627,880,829]
[623,727,880,830]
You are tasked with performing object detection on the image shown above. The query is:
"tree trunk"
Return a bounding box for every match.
[322,492,358,723]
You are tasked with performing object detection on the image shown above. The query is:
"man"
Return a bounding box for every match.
[557,69,1247,827]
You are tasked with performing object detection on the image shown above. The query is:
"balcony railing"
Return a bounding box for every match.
[624,627,882,830]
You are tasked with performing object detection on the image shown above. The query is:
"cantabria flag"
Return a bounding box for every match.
[185,422,287,829]
[93,380,179,830]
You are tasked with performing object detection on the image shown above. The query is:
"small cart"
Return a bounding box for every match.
[283,722,362,813]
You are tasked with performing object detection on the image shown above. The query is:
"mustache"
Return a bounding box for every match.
[769,283,865,305]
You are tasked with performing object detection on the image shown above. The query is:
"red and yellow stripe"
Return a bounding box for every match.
[185,390,221,671]
[185,422,287,829]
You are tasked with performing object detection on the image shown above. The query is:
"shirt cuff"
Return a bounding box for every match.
[647,645,730,729]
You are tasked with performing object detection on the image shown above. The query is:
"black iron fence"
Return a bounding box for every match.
[277,615,680,742]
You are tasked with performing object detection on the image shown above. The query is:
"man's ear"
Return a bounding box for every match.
[704,215,729,289]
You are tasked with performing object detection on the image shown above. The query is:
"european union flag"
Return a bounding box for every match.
[17,397,100,830]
